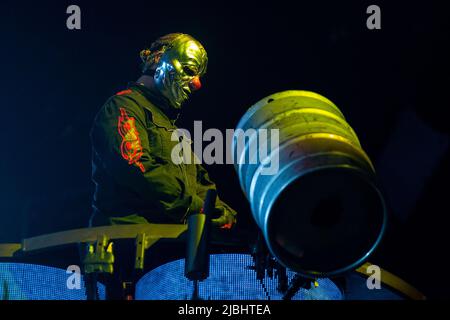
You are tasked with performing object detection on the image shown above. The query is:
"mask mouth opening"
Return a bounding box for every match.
[174,85,188,103]
[182,86,191,96]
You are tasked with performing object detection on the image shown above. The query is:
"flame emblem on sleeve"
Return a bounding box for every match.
[118,107,145,173]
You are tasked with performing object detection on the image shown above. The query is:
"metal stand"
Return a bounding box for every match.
[249,231,290,298]
[82,234,114,300]
[191,280,201,300]
[76,225,186,300]
[282,274,312,300]
[185,189,217,300]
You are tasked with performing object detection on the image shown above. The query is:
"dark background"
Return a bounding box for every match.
[1,1,449,298]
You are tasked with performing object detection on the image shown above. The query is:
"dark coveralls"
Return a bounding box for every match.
[89,82,236,227]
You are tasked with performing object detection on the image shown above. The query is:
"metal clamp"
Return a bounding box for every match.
[83,234,114,274]
[134,233,158,271]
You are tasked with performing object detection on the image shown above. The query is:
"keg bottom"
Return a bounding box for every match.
[267,166,386,277]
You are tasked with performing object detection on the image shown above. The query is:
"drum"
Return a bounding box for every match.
[136,253,343,300]
[135,254,424,300]
[0,262,106,300]
[0,224,191,300]
[0,225,425,300]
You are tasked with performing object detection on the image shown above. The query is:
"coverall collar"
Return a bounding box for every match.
[128,82,181,122]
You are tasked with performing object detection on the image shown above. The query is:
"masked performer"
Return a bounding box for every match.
[89,33,236,228]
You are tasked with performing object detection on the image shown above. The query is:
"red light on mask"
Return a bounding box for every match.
[189,76,202,91]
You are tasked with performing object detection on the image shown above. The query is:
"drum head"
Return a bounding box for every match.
[0,263,105,300]
[136,253,343,300]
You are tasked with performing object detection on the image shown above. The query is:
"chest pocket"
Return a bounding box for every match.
[142,104,198,186]
[142,106,179,164]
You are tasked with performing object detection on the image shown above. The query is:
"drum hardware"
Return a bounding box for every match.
[119,232,159,300]
[26,224,182,300]
[84,273,100,300]
[122,281,135,301]
[276,264,288,293]
[191,280,201,301]
[0,244,21,258]
[134,232,159,271]
[249,231,324,300]
[82,234,114,300]
[17,224,187,253]
[355,263,426,300]
[83,234,114,274]
[249,232,290,298]
[185,189,216,300]
[0,218,426,300]
[250,233,269,281]
[282,274,319,300]
[83,232,162,300]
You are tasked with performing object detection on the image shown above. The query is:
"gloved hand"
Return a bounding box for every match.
[211,205,237,229]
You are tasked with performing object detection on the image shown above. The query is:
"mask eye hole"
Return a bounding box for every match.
[183,66,196,76]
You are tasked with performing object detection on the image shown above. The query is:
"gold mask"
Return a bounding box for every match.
[153,34,208,109]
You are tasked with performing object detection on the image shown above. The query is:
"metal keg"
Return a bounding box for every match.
[232,90,387,278]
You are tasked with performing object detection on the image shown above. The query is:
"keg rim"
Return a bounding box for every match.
[263,165,388,279]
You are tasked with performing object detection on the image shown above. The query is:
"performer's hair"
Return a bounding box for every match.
[140,33,188,75]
